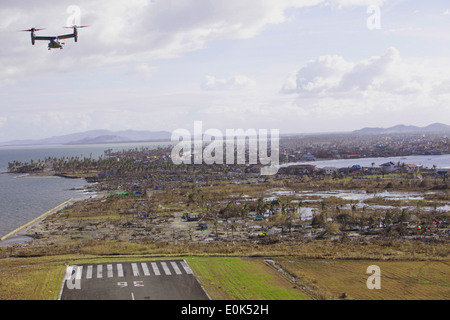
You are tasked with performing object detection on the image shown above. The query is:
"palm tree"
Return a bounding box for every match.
[351,202,357,223]
[361,205,367,230]
[256,197,267,216]
[230,221,237,241]
[269,198,280,215]
[296,199,305,225]
[298,199,304,209]
[213,219,219,237]
[281,199,291,215]
[321,200,327,222]
[384,209,393,227]
[240,203,249,220]
[400,208,409,223]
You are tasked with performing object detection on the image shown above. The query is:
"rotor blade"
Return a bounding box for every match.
[20,28,45,32]
[64,25,89,28]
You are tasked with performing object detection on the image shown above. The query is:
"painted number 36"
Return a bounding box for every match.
[118,281,144,288]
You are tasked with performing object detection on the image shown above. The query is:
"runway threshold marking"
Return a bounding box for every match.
[151,262,161,275]
[131,263,140,277]
[64,260,197,280]
[97,265,103,278]
[107,264,113,278]
[141,263,151,276]
[117,264,124,277]
[60,260,211,300]
[180,261,193,274]
[171,261,182,275]
[86,265,93,279]
[161,262,171,275]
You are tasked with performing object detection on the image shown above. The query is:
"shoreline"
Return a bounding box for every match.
[0,198,73,246]
[281,153,450,169]
[0,187,105,248]
[0,235,34,247]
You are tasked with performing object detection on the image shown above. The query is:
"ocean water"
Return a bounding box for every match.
[0,143,449,240]
[0,141,173,172]
[0,142,171,239]
[0,173,91,238]
[281,154,450,169]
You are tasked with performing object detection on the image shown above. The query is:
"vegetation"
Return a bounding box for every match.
[276,258,450,300]
[1,141,449,300]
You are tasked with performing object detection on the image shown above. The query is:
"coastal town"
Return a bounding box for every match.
[1,131,449,301]
[280,131,449,163]
[3,0,450,303]
[3,131,448,253]
[7,130,450,178]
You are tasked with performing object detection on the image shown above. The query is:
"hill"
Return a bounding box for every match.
[0,129,172,146]
[353,123,450,134]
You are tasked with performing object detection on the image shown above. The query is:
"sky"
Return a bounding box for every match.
[0,0,449,141]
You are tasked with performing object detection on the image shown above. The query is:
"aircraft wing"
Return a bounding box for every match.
[34,36,55,41]
[57,33,75,40]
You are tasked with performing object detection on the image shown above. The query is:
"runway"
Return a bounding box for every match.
[59,260,211,300]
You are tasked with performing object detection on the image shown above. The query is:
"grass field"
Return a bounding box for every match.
[187,257,309,300]
[276,258,450,300]
[0,255,308,300]
[0,254,448,300]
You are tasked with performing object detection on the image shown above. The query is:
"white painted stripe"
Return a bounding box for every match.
[151,262,160,276]
[107,264,113,278]
[141,263,150,276]
[171,261,182,275]
[161,262,171,275]
[86,265,93,279]
[97,265,103,278]
[131,263,140,277]
[64,266,75,281]
[117,264,124,277]
[75,266,83,280]
[180,261,193,274]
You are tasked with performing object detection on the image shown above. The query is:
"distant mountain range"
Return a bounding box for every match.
[0,129,172,146]
[352,123,450,134]
[1,123,449,146]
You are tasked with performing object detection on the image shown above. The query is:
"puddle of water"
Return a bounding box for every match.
[271,189,431,202]
[298,207,315,220]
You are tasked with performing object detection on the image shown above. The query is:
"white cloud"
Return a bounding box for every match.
[282,47,440,96]
[0,117,6,129]
[329,0,385,8]
[282,54,353,94]
[0,0,322,83]
[281,47,450,120]
[202,74,256,91]
[2,0,448,139]
[126,63,157,81]
[0,0,385,85]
